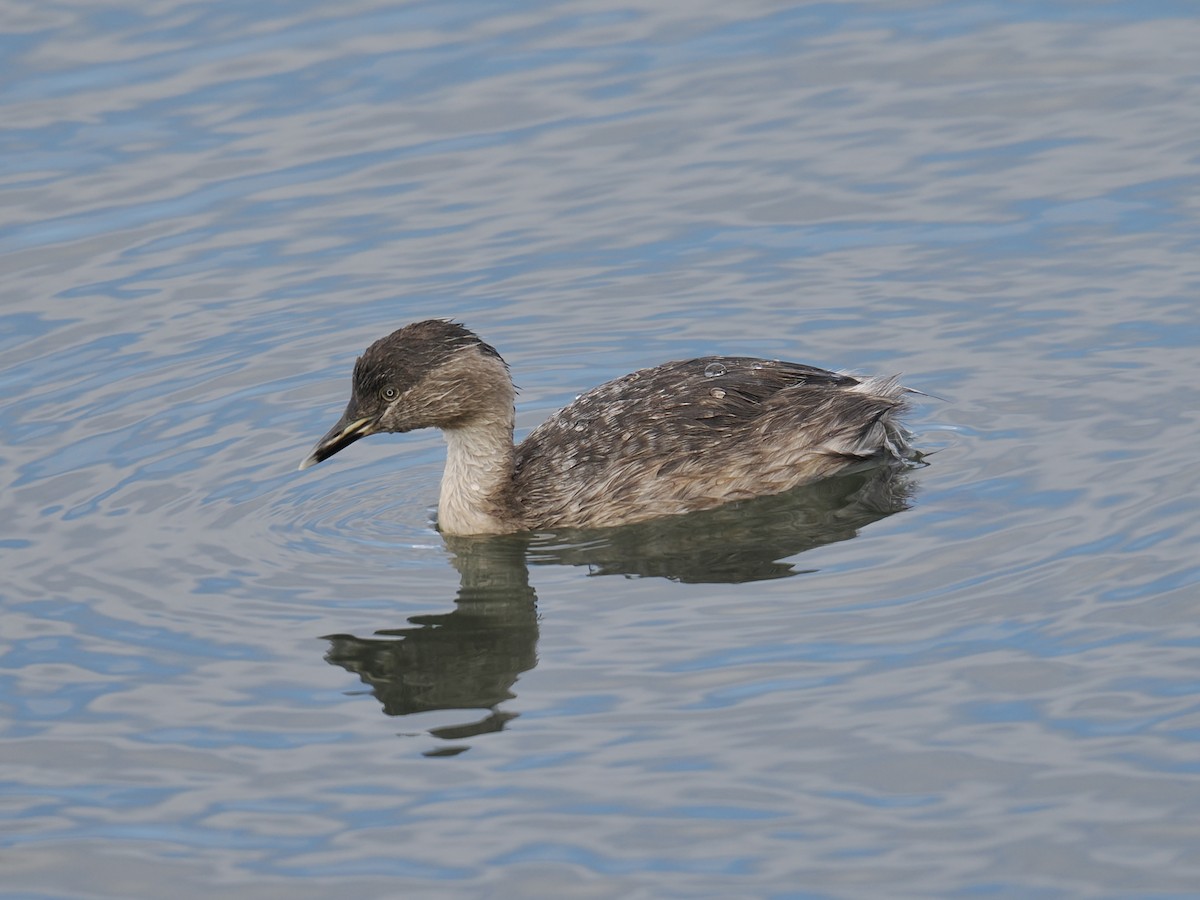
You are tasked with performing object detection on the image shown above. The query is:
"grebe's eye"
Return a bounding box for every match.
[381,386,398,401]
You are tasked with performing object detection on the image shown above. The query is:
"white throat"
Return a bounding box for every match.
[437,418,515,535]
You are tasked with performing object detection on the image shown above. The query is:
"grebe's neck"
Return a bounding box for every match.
[438,407,517,535]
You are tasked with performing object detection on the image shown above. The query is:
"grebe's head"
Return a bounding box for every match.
[299,320,509,471]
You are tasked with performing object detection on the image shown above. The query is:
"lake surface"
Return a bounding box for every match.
[3,1,1200,897]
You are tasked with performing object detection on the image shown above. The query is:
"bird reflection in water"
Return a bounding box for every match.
[321,463,919,755]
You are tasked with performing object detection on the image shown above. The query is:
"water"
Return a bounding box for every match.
[3,1,1200,896]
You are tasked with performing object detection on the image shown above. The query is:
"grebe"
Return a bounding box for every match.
[299,320,919,535]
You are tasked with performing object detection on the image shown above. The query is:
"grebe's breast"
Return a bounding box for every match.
[510,357,909,530]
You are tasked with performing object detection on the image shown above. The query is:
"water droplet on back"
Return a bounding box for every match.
[710,387,726,399]
[704,362,726,377]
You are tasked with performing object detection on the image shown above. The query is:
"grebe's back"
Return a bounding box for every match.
[509,355,913,529]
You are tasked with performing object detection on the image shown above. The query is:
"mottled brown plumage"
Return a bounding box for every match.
[300,320,918,534]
